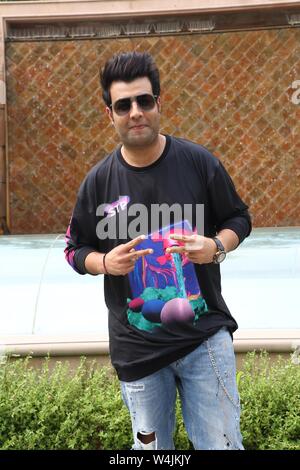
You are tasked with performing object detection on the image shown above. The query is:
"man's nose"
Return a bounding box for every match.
[129,100,143,118]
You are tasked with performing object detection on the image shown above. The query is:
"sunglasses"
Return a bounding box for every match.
[110,94,158,116]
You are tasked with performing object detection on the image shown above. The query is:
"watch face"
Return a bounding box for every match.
[213,250,226,264]
[217,252,226,263]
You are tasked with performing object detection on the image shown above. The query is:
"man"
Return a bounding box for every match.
[65,51,251,450]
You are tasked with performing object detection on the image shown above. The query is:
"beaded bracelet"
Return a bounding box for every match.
[102,253,109,275]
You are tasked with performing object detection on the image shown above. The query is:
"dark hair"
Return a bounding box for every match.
[100,51,160,107]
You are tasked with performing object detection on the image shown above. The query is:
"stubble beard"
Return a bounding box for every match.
[120,122,160,149]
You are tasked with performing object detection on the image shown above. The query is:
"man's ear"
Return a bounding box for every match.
[157,96,162,113]
[106,106,115,125]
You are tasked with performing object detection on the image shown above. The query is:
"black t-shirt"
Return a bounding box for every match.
[65,135,251,381]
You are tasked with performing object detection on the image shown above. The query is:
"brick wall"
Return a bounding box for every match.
[6,28,300,233]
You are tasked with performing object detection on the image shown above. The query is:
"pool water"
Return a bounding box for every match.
[0,227,299,336]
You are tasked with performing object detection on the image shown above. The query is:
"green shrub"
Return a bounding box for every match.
[239,351,300,450]
[0,357,132,450]
[0,352,299,449]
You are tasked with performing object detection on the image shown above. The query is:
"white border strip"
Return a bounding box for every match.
[1,1,300,22]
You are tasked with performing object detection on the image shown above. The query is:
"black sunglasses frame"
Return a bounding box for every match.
[109,94,158,116]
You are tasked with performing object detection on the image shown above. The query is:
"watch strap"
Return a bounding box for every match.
[213,237,225,253]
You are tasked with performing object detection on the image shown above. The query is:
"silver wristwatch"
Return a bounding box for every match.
[212,237,226,264]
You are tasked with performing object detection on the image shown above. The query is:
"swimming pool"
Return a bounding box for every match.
[0,227,299,339]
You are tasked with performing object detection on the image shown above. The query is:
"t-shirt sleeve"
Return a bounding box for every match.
[207,160,252,243]
[64,174,99,275]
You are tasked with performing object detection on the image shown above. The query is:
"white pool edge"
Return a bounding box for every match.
[1,329,300,356]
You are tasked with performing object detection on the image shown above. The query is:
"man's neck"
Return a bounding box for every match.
[121,134,166,168]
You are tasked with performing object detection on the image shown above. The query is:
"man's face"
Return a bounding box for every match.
[107,77,161,148]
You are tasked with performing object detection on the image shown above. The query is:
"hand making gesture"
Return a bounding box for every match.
[104,235,153,275]
[166,233,217,265]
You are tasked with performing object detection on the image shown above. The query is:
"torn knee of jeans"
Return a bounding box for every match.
[137,431,157,450]
[137,431,156,444]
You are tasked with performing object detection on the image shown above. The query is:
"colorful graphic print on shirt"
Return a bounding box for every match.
[127,220,208,332]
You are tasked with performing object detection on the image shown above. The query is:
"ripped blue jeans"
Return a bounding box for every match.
[120,327,243,450]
